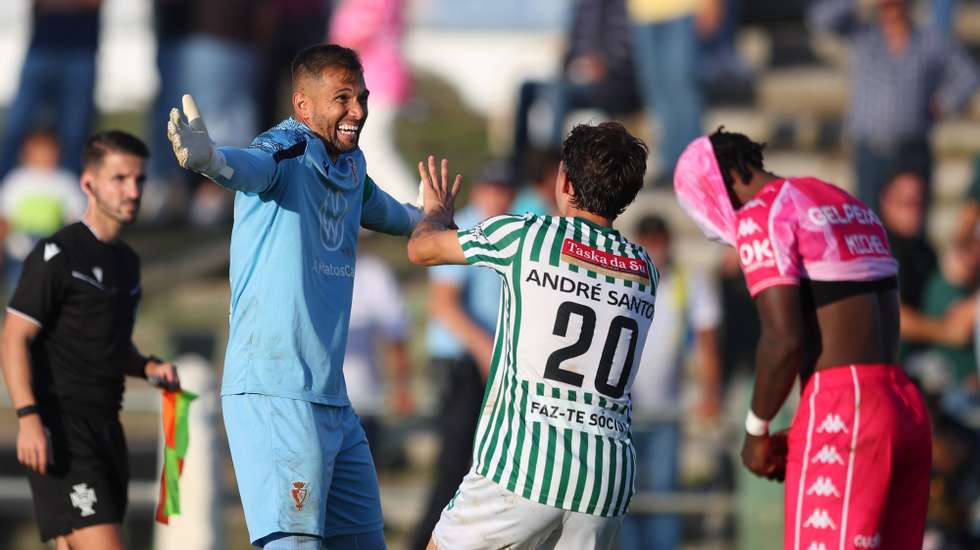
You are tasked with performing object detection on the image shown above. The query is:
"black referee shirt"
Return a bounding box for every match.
[8,222,143,417]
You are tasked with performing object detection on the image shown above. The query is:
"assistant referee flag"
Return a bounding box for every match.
[156,390,197,524]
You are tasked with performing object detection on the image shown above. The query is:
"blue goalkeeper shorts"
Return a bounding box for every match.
[222,394,383,546]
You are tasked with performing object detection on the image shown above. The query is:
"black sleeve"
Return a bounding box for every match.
[124,344,148,378]
[124,247,146,378]
[8,239,65,327]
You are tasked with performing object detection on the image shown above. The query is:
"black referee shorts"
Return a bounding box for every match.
[26,413,129,541]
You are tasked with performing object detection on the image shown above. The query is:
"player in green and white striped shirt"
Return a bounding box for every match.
[408,122,656,550]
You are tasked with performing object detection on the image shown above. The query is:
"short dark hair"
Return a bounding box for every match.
[291,44,363,85]
[561,122,647,221]
[635,215,670,239]
[709,126,766,188]
[82,130,148,171]
[474,159,517,189]
[527,148,562,185]
[880,169,926,200]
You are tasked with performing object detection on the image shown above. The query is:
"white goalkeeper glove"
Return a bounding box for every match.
[167,94,232,180]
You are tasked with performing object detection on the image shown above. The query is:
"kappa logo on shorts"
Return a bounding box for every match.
[802,508,837,530]
[291,481,309,511]
[816,413,849,434]
[806,476,841,498]
[811,444,844,465]
[70,483,97,517]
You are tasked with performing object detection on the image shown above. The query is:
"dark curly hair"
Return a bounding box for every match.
[561,122,647,221]
[709,126,766,189]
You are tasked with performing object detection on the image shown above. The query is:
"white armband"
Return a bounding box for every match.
[745,409,770,436]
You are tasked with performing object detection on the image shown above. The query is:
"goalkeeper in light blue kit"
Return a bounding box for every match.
[167,45,420,550]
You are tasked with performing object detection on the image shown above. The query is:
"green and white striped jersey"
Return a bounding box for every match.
[458,214,659,517]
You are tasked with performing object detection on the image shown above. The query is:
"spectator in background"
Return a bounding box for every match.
[331,0,416,203]
[181,0,267,226]
[144,0,194,221]
[0,131,85,291]
[808,0,980,217]
[511,149,560,216]
[931,0,959,33]
[627,0,718,184]
[619,215,722,550]
[878,170,975,363]
[344,240,414,467]
[0,0,103,180]
[508,0,640,183]
[921,241,980,387]
[718,247,759,384]
[953,155,980,246]
[258,0,333,130]
[409,162,517,550]
[699,0,753,96]
[925,412,980,549]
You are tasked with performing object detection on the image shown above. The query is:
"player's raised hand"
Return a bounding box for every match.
[417,155,461,220]
[167,94,228,180]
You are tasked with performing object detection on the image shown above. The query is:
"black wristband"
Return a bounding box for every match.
[16,404,39,418]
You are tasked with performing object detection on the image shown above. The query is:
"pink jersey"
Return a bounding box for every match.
[734,178,898,298]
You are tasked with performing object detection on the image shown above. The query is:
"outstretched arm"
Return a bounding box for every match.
[361,176,423,236]
[168,94,278,194]
[406,156,467,266]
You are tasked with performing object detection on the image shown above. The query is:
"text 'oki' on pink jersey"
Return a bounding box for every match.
[734,178,898,297]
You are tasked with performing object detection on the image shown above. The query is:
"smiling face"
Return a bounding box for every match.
[292,67,369,158]
[82,151,146,226]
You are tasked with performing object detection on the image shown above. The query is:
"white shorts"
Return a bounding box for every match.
[431,470,622,550]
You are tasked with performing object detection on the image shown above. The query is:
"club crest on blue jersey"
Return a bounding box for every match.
[291,481,308,511]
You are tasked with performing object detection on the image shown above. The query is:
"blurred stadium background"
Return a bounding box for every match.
[0,0,979,549]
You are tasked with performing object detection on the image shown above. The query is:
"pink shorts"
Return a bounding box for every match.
[785,364,931,550]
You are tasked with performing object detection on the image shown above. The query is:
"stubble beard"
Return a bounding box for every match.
[93,190,139,226]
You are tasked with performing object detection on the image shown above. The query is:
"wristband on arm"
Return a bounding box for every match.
[745,409,770,436]
[16,404,39,418]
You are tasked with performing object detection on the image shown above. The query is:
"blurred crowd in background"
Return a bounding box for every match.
[1,0,980,549]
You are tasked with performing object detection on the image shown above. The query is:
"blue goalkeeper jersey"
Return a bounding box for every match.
[211,118,420,405]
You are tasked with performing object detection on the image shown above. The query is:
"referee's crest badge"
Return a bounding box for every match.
[291,481,309,511]
[70,483,97,517]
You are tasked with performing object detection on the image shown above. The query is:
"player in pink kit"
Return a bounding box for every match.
[674,128,931,550]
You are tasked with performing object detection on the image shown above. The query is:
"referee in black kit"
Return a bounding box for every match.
[1,131,179,550]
